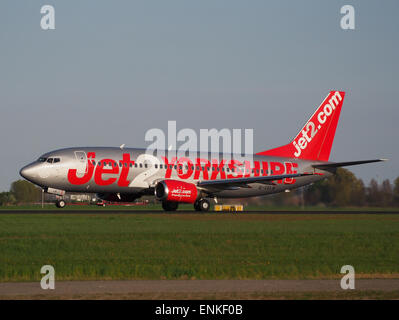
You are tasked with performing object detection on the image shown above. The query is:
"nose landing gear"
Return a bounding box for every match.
[55,199,66,208]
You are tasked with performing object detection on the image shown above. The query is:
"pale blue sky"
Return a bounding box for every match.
[0,0,398,191]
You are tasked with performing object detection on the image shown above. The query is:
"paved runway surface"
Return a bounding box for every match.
[1,210,399,214]
[1,280,398,298]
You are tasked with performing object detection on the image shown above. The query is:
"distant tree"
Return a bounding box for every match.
[380,179,393,207]
[327,168,364,206]
[303,183,322,206]
[394,177,399,206]
[351,178,366,206]
[0,192,16,206]
[10,180,41,203]
[367,179,382,207]
[304,168,366,207]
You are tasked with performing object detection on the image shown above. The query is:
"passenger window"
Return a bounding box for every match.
[139,163,142,168]
[155,164,158,169]
[145,164,148,168]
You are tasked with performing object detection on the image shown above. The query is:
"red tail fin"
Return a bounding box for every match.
[257,91,345,161]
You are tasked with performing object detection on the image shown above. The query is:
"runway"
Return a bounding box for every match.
[1,210,399,214]
[1,279,398,299]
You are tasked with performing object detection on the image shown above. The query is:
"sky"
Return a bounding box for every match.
[0,0,398,191]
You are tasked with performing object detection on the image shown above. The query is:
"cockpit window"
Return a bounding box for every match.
[39,157,60,163]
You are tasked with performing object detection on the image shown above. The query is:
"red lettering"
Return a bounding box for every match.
[177,157,194,180]
[244,161,260,177]
[210,159,226,180]
[227,159,243,179]
[284,162,298,184]
[262,161,269,176]
[270,161,285,184]
[117,153,135,187]
[162,156,177,179]
[194,158,211,180]
[94,159,119,186]
[67,152,95,185]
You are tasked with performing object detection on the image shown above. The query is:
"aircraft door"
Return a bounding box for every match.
[74,151,87,175]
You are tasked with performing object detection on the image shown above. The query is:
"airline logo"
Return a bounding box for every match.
[67,153,299,186]
[293,91,343,158]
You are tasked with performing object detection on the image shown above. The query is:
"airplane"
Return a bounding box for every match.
[19,91,385,211]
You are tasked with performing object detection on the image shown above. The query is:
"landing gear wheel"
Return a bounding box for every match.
[198,199,210,212]
[194,201,201,212]
[162,201,179,212]
[56,200,66,208]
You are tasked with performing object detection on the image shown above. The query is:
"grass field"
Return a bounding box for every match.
[2,203,399,211]
[0,213,399,281]
[6,291,399,300]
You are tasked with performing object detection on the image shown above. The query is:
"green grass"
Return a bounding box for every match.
[1,213,399,281]
[1,203,399,211]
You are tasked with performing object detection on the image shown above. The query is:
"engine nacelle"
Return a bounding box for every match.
[97,193,140,202]
[154,180,199,204]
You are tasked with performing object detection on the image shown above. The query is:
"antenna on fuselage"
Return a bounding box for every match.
[120,144,125,150]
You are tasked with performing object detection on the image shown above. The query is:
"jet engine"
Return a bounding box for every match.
[154,180,199,203]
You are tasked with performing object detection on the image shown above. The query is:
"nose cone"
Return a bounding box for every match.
[20,164,38,182]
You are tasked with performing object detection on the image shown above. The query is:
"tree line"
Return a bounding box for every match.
[0,180,41,205]
[303,168,399,207]
[1,170,399,207]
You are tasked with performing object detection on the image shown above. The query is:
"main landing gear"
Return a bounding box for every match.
[161,198,211,212]
[162,201,179,212]
[194,199,210,212]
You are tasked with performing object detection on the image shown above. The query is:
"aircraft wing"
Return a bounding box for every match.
[312,159,387,169]
[197,173,311,189]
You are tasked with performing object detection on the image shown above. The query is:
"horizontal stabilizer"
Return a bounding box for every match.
[312,159,387,169]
